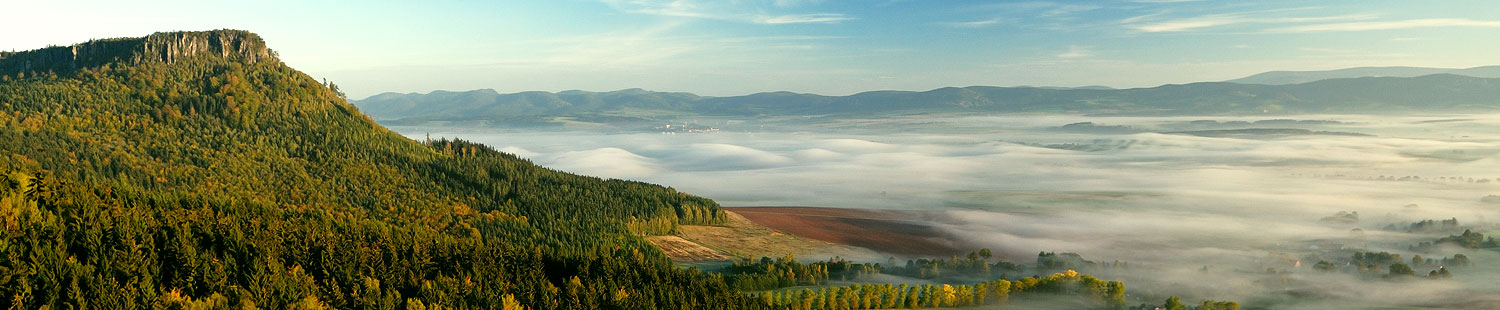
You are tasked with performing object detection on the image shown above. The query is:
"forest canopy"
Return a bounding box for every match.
[0,30,738,309]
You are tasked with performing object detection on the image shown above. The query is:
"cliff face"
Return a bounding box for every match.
[0,29,275,77]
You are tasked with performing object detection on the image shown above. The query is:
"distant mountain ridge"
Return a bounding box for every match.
[1225,66,1500,85]
[357,73,1500,121]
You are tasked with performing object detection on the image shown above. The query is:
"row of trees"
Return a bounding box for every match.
[721,250,1136,293]
[1310,251,1469,281]
[1135,296,1240,310]
[721,255,859,291]
[752,270,1126,310]
[723,250,1101,292]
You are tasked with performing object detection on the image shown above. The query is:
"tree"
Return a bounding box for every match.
[991,280,1011,304]
[1313,260,1336,272]
[1105,281,1126,309]
[936,284,957,307]
[1389,263,1416,277]
[1165,296,1186,310]
[903,286,920,309]
[1199,300,1240,310]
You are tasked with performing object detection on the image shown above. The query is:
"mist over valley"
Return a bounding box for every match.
[389,113,1500,309]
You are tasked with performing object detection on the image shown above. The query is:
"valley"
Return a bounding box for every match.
[6,2,1500,305]
[389,113,1500,309]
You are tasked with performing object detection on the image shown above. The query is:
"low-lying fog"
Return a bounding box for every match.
[391,114,1500,309]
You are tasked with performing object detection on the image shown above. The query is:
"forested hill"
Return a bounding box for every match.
[0,30,750,309]
[357,74,1500,121]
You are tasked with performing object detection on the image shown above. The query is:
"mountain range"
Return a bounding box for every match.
[1224,65,1500,85]
[357,71,1500,122]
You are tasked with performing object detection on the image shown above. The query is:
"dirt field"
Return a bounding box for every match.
[644,236,733,262]
[650,207,972,263]
[726,207,972,256]
[674,210,871,261]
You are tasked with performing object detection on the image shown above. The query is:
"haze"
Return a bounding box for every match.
[394,114,1500,308]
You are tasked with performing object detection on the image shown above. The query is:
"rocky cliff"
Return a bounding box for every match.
[0,29,275,77]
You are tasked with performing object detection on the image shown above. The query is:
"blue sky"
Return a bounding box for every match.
[4,0,1498,99]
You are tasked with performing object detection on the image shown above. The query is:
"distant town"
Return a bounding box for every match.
[654,123,720,134]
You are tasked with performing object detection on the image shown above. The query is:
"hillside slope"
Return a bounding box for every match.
[0,30,748,309]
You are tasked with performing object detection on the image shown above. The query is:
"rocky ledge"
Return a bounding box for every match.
[0,29,275,77]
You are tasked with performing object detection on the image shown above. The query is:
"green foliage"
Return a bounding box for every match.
[1196,300,1240,310]
[1351,251,1401,266]
[0,31,745,309]
[753,270,1129,310]
[1164,296,1186,310]
[722,248,1034,292]
[1136,297,1235,310]
[1397,218,1460,233]
[1037,251,1095,271]
[1436,229,1500,249]
[1313,260,1336,272]
[1387,263,1415,278]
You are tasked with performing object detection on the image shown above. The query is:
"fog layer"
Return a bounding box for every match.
[393,114,1500,308]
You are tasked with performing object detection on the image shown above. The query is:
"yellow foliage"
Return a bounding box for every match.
[939,284,958,307]
[613,288,630,302]
[155,288,231,310]
[501,294,527,310]
[289,295,327,310]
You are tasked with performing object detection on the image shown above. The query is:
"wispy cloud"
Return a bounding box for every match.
[944,16,1004,28]
[600,0,852,25]
[1057,46,1092,59]
[754,13,853,24]
[1042,5,1101,18]
[537,20,697,68]
[1268,18,1500,33]
[513,22,846,70]
[1120,11,1170,24]
[772,0,823,8]
[1133,16,1242,32]
[602,0,712,18]
[955,2,1114,32]
[1129,12,1377,32]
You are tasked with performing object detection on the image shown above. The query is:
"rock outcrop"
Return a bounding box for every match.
[0,29,275,77]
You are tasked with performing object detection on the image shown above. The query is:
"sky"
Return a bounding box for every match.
[4,0,1499,99]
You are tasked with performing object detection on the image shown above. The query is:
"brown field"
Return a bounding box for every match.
[673,210,869,261]
[726,207,972,256]
[649,207,973,263]
[644,236,733,262]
